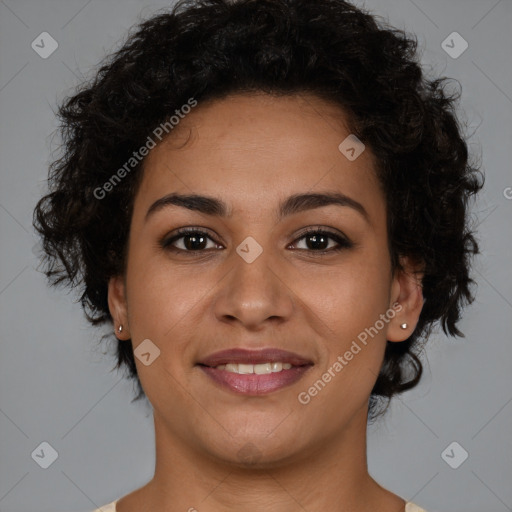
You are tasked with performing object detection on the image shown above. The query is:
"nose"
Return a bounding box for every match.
[212,243,295,331]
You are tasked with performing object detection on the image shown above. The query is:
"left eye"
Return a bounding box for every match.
[290,230,352,253]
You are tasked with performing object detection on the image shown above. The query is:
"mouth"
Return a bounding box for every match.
[197,348,314,395]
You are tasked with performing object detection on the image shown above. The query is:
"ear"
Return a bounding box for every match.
[387,256,424,342]
[108,275,130,340]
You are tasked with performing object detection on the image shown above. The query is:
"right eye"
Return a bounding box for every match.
[160,228,223,254]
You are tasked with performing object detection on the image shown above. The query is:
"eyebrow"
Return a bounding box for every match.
[145,191,369,223]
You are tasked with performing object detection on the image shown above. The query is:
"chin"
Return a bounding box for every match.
[204,430,309,470]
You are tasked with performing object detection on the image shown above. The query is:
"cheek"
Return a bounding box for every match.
[300,252,392,343]
[122,232,198,363]
[294,252,392,407]
[124,255,209,412]
[126,259,208,347]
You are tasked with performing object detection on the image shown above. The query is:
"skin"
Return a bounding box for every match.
[108,92,424,512]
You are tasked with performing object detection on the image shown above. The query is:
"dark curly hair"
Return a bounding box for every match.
[33,0,483,419]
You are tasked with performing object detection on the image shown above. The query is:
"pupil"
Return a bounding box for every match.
[308,234,327,250]
[185,234,206,250]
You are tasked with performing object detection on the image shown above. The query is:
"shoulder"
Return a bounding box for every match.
[90,499,427,512]
[91,500,117,512]
[406,502,428,512]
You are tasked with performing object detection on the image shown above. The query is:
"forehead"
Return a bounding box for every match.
[135,92,384,222]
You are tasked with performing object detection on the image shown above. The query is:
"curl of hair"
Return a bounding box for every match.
[33,0,483,419]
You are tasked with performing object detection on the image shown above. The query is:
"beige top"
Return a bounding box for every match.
[93,499,428,511]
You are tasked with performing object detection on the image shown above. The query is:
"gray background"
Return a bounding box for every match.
[0,0,511,511]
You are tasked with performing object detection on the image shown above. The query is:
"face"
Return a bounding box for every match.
[109,92,423,467]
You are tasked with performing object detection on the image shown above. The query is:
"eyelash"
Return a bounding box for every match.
[160,227,353,256]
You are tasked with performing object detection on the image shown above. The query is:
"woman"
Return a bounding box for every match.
[33,0,483,510]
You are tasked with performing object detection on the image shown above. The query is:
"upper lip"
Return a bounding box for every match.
[198,348,313,367]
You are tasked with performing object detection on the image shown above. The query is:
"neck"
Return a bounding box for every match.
[130,406,404,512]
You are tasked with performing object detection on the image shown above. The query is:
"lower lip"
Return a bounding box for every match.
[198,365,312,395]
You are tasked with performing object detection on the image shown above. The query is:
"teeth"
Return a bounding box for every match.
[254,363,272,375]
[238,363,254,374]
[214,362,293,374]
[271,362,282,372]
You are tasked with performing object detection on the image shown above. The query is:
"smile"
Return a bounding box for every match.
[213,362,292,373]
[197,348,313,395]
